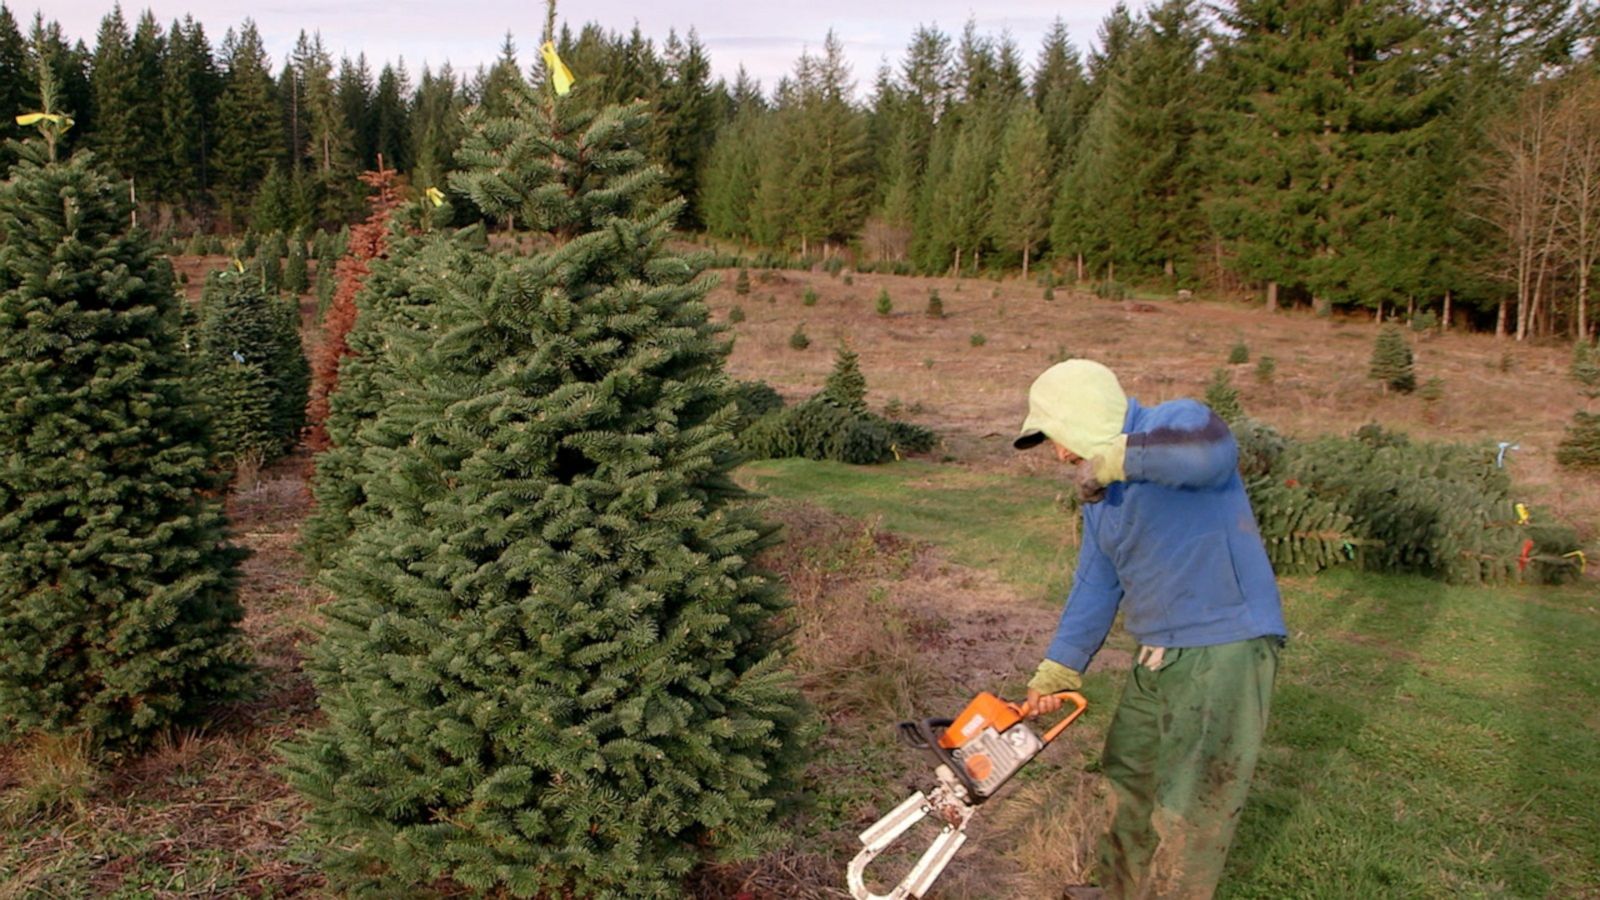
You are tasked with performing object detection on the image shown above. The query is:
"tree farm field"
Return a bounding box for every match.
[3,264,1599,899]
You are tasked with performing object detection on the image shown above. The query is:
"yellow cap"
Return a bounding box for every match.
[1014,359,1128,459]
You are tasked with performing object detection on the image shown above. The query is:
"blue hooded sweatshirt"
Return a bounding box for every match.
[1045,397,1287,672]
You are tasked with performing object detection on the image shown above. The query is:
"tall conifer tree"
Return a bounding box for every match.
[1033,19,1092,166]
[213,20,281,219]
[159,16,217,202]
[989,99,1053,276]
[410,63,466,191]
[371,62,411,173]
[0,6,30,168]
[287,40,804,895]
[337,54,375,167]
[1209,0,1443,313]
[0,108,250,749]
[654,29,717,226]
[89,6,140,177]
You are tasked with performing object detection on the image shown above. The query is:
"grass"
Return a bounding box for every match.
[4,453,1594,898]
[741,458,1079,601]
[741,457,1600,898]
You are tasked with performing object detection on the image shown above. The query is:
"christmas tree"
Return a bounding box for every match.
[283,239,309,294]
[257,246,281,294]
[298,224,491,573]
[1370,324,1416,393]
[194,269,309,465]
[742,343,936,464]
[285,46,806,896]
[1559,342,1600,469]
[0,113,250,749]
[1275,428,1518,583]
[822,342,868,413]
[1203,367,1243,423]
[1556,411,1600,469]
[304,164,401,452]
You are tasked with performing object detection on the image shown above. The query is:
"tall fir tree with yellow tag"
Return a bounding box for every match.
[0,113,251,749]
[284,20,807,895]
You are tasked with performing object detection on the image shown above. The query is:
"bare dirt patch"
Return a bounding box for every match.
[695,502,1112,899]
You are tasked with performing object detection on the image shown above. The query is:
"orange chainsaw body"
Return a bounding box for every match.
[936,692,1043,798]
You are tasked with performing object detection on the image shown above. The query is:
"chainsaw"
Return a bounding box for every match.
[846,690,1088,900]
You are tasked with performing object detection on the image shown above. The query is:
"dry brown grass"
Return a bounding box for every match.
[701,502,1114,899]
[716,271,1600,543]
[986,770,1111,897]
[771,508,944,720]
[0,733,100,829]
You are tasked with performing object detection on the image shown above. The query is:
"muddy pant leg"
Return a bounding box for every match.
[1144,637,1278,900]
[1098,661,1161,899]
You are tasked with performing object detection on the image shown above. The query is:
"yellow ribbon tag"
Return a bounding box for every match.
[426,186,445,207]
[541,41,575,96]
[1515,502,1531,525]
[16,111,70,127]
[231,258,245,273]
[1565,550,1587,574]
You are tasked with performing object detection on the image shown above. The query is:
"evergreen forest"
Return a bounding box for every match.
[6,1,1600,337]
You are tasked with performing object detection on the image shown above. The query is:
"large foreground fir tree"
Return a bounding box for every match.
[284,61,806,897]
[0,135,251,749]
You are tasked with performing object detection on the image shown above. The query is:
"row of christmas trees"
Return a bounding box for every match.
[1,30,817,895]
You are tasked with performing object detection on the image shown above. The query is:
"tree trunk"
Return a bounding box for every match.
[1443,290,1453,332]
[1375,300,1383,323]
[1076,253,1084,282]
[1266,280,1279,312]
[1531,259,1546,339]
[1580,263,1591,342]
[953,246,961,277]
[1496,298,1508,339]
[1022,245,1031,280]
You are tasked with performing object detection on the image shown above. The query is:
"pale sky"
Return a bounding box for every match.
[32,1,1136,97]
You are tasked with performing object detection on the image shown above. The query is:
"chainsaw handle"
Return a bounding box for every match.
[1014,691,1088,744]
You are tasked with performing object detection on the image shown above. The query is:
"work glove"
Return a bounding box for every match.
[1075,435,1127,504]
[1029,658,1084,694]
[1026,659,1083,717]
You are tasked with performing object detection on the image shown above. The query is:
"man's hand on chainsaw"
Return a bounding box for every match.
[1026,659,1083,717]
[1027,687,1064,716]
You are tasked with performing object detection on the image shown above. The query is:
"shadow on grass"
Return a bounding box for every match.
[1221,572,1448,897]
[1511,588,1600,898]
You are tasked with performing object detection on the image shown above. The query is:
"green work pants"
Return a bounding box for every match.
[1098,636,1278,900]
